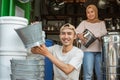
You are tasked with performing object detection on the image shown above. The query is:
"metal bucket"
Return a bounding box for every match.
[83,29,96,48]
[15,22,45,48]
[11,63,45,71]
[10,72,44,78]
[102,32,120,80]
[10,59,45,80]
[10,59,45,65]
[10,74,44,80]
[10,59,45,71]
[11,69,44,77]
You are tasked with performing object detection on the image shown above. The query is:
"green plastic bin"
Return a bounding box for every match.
[0,0,31,21]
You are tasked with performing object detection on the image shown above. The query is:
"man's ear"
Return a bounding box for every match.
[74,34,77,39]
[59,34,60,38]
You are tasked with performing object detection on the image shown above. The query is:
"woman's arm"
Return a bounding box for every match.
[77,33,86,44]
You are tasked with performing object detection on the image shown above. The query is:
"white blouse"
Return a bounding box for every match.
[76,20,107,52]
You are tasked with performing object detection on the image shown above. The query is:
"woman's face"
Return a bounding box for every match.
[86,7,96,20]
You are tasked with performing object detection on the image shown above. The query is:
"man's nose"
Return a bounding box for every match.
[64,33,69,38]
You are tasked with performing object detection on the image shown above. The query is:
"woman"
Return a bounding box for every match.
[76,4,107,80]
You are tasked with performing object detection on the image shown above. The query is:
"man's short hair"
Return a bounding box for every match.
[60,23,76,34]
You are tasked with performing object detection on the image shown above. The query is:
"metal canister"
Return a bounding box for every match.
[83,29,96,48]
[102,32,120,80]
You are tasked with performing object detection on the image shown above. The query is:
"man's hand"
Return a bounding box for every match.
[31,44,49,56]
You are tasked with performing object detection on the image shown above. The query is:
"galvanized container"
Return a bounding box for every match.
[83,29,96,48]
[15,22,45,49]
[10,74,44,80]
[10,59,45,65]
[10,59,45,80]
[102,32,120,80]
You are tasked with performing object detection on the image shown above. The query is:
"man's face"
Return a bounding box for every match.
[59,28,76,46]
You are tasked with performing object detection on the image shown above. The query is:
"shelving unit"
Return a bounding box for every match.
[40,1,86,35]
[30,0,120,35]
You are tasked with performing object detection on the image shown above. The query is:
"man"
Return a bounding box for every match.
[31,23,83,80]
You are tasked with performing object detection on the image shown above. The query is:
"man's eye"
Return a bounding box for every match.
[67,32,72,35]
[61,32,72,35]
[61,32,65,35]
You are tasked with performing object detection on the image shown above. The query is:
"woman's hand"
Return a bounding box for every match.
[77,33,86,44]
[31,44,50,56]
[96,37,102,42]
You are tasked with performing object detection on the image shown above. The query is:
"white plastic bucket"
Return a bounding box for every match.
[0,16,28,51]
[0,52,27,80]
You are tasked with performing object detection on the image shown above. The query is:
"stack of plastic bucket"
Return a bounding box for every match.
[0,16,28,80]
[0,16,28,51]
